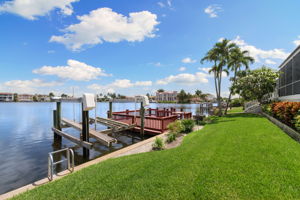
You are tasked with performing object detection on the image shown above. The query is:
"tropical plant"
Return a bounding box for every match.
[166,133,176,143]
[232,66,279,104]
[157,89,165,93]
[152,137,164,150]
[201,39,237,116]
[224,47,254,114]
[167,120,184,136]
[181,119,195,133]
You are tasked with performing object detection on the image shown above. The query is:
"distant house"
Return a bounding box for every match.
[156,91,178,102]
[0,93,13,102]
[206,94,216,102]
[37,94,51,102]
[18,94,34,102]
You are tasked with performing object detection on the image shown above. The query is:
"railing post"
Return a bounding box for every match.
[140,102,145,139]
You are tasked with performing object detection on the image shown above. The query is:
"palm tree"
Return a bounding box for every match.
[224,47,254,114]
[201,39,237,116]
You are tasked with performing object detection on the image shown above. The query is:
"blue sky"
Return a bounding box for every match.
[0,0,299,97]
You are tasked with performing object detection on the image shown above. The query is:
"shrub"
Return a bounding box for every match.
[230,98,244,107]
[294,115,300,132]
[262,103,272,115]
[212,108,222,116]
[181,119,195,133]
[197,120,206,126]
[167,120,184,136]
[271,102,300,126]
[166,133,176,143]
[204,116,218,124]
[152,137,164,150]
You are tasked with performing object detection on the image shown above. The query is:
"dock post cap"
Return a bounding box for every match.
[83,93,96,111]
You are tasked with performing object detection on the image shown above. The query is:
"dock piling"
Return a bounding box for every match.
[108,101,113,119]
[82,104,90,158]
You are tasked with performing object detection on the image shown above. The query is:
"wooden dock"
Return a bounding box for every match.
[62,118,117,146]
[111,108,192,135]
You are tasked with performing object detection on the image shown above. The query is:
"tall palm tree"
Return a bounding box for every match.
[224,47,254,114]
[202,39,237,116]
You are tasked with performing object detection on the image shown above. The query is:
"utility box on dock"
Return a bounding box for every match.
[83,93,96,111]
[135,95,150,106]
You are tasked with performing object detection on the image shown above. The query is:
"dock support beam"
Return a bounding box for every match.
[140,102,145,139]
[82,104,90,158]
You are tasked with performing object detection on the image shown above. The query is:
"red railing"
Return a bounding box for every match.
[110,108,192,134]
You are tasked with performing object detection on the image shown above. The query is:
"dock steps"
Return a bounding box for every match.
[62,118,117,146]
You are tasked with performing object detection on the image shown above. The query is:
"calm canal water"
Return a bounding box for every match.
[0,102,205,194]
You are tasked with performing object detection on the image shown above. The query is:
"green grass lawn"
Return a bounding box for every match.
[13,113,300,200]
[228,106,244,113]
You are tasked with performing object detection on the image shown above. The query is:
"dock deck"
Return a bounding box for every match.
[62,118,117,146]
[111,108,192,135]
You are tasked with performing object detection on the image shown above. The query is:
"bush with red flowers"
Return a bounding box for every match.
[269,102,300,127]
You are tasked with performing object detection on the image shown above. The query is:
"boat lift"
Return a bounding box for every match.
[52,94,135,150]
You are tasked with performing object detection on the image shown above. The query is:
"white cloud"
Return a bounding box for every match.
[232,36,289,63]
[88,79,152,93]
[154,62,162,67]
[33,59,109,81]
[198,67,210,73]
[135,81,152,86]
[179,67,186,71]
[157,2,165,8]
[293,36,300,46]
[204,4,222,18]
[0,0,78,20]
[156,72,209,85]
[265,59,276,65]
[2,79,62,93]
[167,0,172,7]
[181,57,196,64]
[50,8,159,51]
[158,0,172,9]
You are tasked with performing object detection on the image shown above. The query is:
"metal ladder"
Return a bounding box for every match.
[48,148,74,181]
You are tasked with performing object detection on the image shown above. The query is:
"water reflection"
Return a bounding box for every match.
[0,102,206,194]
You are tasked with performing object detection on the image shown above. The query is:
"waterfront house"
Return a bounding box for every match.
[156,91,177,102]
[0,93,13,102]
[18,94,34,102]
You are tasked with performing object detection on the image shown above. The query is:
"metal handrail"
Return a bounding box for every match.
[48,148,74,181]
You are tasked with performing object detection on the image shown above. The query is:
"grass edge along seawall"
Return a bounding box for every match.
[11,113,300,200]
